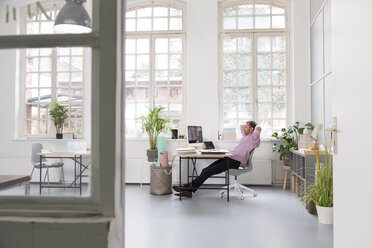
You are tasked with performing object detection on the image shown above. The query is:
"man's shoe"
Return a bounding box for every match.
[172,185,189,192]
[175,190,192,198]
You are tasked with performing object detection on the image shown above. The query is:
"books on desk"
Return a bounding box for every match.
[175,148,197,154]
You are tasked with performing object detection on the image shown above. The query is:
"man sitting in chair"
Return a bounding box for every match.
[172,121,261,198]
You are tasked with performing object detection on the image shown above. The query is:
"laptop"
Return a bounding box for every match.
[201,141,229,154]
[203,141,215,150]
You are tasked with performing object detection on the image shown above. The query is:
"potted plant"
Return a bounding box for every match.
[140,106,169,162]
[272,122,314,167]
[49,102,68,139]
[302,125,333,224]
[303,122,315,135]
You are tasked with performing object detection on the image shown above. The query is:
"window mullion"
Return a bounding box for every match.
[51,48,58,137]
[252,33,258,124]
[134,40,138,133]
[167,37,170,118]
[150,34,155,110]
[37,49,41,135]
[235,36,239,126]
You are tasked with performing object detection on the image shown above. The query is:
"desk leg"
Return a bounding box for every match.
[25,181,30,195]
[80,155,82,195]
[227,159,230,202]
[39,155,42,194]
[74,156,77,186]
[179,157,182,201]
[187,157,189,185]
[192,158,198,177]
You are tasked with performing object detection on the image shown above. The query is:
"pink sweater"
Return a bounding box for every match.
[230,127,261,167]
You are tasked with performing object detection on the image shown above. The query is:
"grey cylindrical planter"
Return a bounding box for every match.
[147,149,158,162]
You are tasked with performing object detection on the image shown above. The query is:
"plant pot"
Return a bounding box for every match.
[284,157,290,167]
[171,129,178,139]
[147,149,158,162]
[56,133,63,139]
[316,205,333,224]
[308,200,317,215]
[303,128,312,135]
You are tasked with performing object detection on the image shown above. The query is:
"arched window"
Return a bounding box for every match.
[222,1,287,30]
[219,1,289,137]
[125,2,185,137]
[21,3,85,138]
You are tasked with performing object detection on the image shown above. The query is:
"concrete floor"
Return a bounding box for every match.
[0,182,89,196]
[125,185,333,248]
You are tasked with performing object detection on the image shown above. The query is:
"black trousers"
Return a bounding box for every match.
[187,157,240,192]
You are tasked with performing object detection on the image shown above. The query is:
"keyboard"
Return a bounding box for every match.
[200,149,229,155]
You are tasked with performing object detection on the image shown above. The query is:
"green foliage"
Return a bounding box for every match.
[49,102,68,133]
[140,105,170,150]
[302,146,333,207]
[272,122,314,160]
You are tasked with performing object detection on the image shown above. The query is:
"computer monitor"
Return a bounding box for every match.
[188,126,203,143]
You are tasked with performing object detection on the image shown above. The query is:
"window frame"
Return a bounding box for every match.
[19,4,86,139]
[125,1,186,138]
[218,0,291,138]
[0,0,121,218]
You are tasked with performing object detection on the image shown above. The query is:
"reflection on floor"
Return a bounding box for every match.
[0,182,89,196]
[125,185,333,248]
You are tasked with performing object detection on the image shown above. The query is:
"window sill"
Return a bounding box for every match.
[12,138,86,142]
[217,138,275,142]
[125,138,275,142]
[125,137,187,141]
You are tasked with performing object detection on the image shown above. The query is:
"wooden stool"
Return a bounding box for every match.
[283,165,290,190]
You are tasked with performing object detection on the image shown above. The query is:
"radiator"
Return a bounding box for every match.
[234,159,272,185]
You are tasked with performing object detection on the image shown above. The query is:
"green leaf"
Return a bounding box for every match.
[139,105,170,149]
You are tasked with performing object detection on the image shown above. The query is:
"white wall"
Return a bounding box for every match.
[332,1,372,247]
[292,0,311,123]
[125,0,311,186]
[0,0,310,186]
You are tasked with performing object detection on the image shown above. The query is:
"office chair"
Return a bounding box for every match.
[220,149,257,200]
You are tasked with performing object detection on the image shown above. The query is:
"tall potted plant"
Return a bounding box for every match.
[140,106,169,162]
[303,125,333,224]
[272,122,314,167]
[49,102,68,139]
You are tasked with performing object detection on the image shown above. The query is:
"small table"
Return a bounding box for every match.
[36,152,91,195]
[172,153,232,202]
[0,175,31,195]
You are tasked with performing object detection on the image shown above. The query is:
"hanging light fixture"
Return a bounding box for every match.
[54,0,91,34]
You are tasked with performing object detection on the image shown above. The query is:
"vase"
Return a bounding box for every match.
[316,205,333,224]
[147,149,158,162]
[56,133,63,139]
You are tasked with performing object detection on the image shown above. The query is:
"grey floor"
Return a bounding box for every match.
[125,185,333,248]
[0,183,89,196]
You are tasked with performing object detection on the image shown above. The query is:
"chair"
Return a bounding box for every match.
[220,149,257,200]
[30,143,65,192]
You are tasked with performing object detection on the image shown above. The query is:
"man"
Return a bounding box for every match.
[173,121,261,198]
